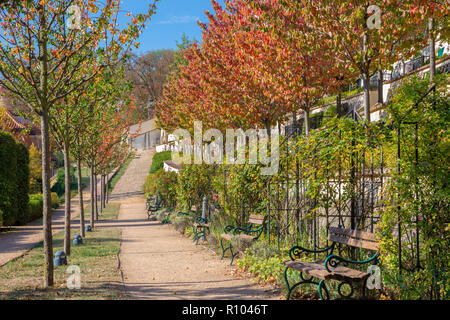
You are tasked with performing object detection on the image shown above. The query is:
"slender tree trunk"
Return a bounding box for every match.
[63,142,71,256]
[428,18,436,83]
[105,175,109,204]
[99,174,104,213]
[378,69,384,104]
[90,163,95,229]
[337,92,342,118]
[41,108,54,289]
[77,158,85,238]
[304,109,311,136]
[94,174,98,220]
[38,5,53,289]
[362,30,371,122]
[101,175,106,209]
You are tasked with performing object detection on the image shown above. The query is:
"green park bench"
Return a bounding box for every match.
[147,195,162,220]
[283,226,380,300]
[220,214,267,265]
[192,215,212,245]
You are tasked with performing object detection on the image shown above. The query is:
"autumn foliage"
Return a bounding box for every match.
[156,0,448,131]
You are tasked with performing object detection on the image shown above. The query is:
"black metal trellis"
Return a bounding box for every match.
[265,106,386,255]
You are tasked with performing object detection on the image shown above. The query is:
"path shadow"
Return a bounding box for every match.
[124,280,274,300]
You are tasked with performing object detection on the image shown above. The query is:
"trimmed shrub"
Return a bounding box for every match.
[51,192,59,208]
[29,194,43,220]
[149,151,171,174]
[28,193,60,222]
[29,144,42,194]
[51,165,77,196]
[144,169,178,208]
[173,215,194,234]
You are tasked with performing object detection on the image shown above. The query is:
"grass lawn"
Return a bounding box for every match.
[0,203,123,300]
[108,152,135,193]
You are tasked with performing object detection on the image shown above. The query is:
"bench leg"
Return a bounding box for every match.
[195,230,201,245]
[220,238,228,260]
[220,238,234,263]
[229,244,236,265]
[220,238,236,264]
[193,225,198,243]
[318,280,330,300]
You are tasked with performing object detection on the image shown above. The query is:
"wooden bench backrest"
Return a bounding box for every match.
[328,227,379,251]
[248,214,267,226]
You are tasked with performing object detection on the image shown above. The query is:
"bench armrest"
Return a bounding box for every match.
[232,224,262,235]
[324,253,378,272]
[223,225,236,233]
[195,216,209,224]
[288,243,335,261]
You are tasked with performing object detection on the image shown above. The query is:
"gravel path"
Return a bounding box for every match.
[114,150,279,300]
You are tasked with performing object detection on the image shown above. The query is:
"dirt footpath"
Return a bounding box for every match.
[117,198,279,300]
[114,150,280,300]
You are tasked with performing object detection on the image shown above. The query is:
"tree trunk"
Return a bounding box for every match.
[90,163,95,229]
[94,174,98,220]
[428,18,436,83]
[99,174,104,213]
[101,175,106,209]
[362,70,371,121]
[63,142,71,256]
[77,158,85,238]
[38,5,53,289]
[41,109,54,288]
[337,92,342,118]
[304,109,311,136]
[362,30,371,122]
[105,175,109,204]
[378,69,383,104]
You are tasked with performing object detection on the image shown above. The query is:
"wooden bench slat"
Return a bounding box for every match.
[221,233,254,241]
[329,227,377,242]
[248,218,265,225]
[193,223,210,228]
[328,234,379,251]
[249,214,266,220]
[283,260,370,282]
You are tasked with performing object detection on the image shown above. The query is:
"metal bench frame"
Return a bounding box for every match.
[283,226,379,300]
[192,216,211,245]
[220,215,267,265]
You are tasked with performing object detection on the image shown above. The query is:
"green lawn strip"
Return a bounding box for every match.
[108,152,135,193]
[84,202,120,221]
[149,151,171,174]
[0,203,123,300]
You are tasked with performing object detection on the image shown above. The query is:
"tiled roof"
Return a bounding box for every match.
[129,118,158,137]
[1,108,40,135]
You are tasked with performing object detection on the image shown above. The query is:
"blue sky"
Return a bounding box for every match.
[121,0,226,54]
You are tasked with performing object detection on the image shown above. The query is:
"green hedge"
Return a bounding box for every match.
[144,169,178,208]
[29,194,43,221]
[0,132,18,226]
[51,165,77,196]
[149,151,172,174]
[16,143,30,225]
[0,132,31,226]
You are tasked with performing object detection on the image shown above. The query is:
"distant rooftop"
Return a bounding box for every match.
[129,118,159,138]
